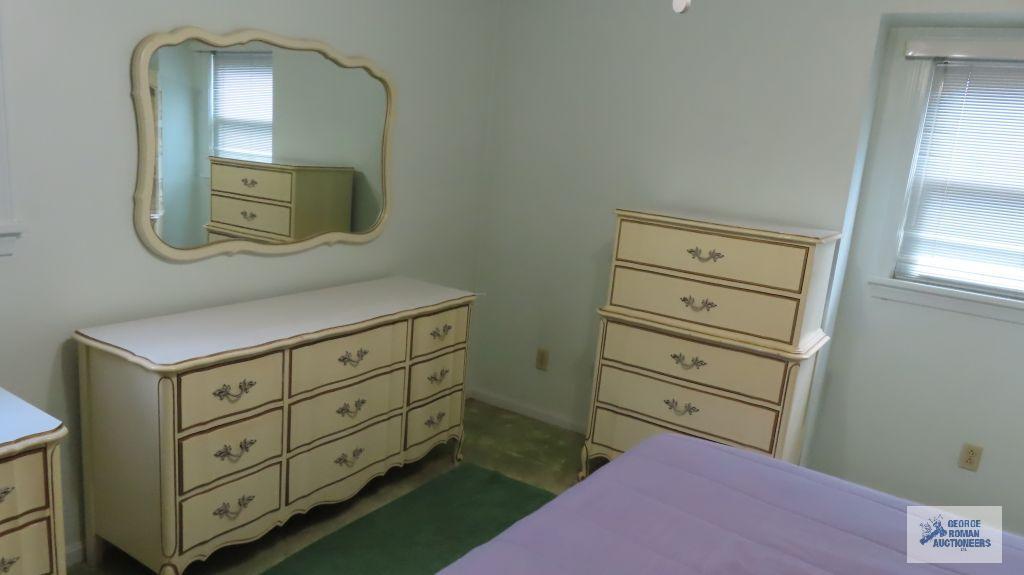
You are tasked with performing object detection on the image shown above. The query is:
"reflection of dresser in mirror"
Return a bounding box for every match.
[206,156,355,243]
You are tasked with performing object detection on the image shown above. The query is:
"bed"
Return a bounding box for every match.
[441,434,1024,574]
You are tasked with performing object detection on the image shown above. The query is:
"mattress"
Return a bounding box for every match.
[441,434,1024,574]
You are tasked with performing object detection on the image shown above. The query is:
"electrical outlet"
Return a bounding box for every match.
[535,348,550,371]
[958,443,983,472]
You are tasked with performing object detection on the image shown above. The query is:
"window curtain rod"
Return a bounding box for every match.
[906,38,1024,62]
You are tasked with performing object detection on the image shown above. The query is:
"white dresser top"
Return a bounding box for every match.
[0,387,64,449]
[618,208,841,243]
[75,277,476,370]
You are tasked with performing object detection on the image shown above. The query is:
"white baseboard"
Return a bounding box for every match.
[66,540,84,566]
[467,386,584,433]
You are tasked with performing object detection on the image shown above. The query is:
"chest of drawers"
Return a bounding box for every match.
[74,277,475,575]
[0,388,68,575]
[581,210,839,477]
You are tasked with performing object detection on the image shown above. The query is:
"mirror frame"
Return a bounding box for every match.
[131,27,394,261]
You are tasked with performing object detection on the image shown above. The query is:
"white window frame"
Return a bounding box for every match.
[0,31,21,257]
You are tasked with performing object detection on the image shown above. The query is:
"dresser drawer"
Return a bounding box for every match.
[287,415,403,504]
[610,266,799,344]
[211,194,291,237]
[409,349,466,404]
[0,450,47,526]
[596,366,778,452]
[291,322,408,396]
[616,220,808,293]
[179,409,283,493]
[211,162,293,203]
[289,369,405,450]
[406,391,463,449]
[180,464,281,553]
[602,322,787,404]
[411,307,469,358]
[179,353,284,431]
[0,518,51,575]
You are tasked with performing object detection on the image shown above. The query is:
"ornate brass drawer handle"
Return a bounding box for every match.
[240,210,258,222]
[241,177,259,188]
[425,411,447,428]
[336,398,367,418]
[664,399,700,416]
[212,495,255,520]
[670,353,706,370]
[427,368,451,385]
[430,324,453,340]
[338,348,369,367]
[680,295,717,312]
[214,438,258,462]
[0,556,20,573]
[687,247,725,263]
[212,379,257,402]
[0,486,13,503]
[334,447,365,468]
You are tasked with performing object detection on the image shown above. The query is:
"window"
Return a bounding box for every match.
[212,52,273,161]
[896,60,1024,299]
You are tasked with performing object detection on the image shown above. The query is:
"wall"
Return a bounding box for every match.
[0,0,498,559]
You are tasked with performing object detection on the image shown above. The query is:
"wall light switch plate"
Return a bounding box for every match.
[535,348,550,371]
[958,443,983,472]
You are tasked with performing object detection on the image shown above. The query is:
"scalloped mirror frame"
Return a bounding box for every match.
[131,27,394,262]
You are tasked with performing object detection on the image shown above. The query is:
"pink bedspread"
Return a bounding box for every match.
[442,434,1024,574]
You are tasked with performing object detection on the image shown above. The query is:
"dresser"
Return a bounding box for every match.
[74,277,475,575]
[206,156,355,243]
[581,209,840,477]
[0,388,68,575]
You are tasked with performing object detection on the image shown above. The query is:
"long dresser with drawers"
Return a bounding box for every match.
[581,209,840,477]
[74,277,474,575]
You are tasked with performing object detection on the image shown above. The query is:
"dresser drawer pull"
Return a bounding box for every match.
[336,398,367,418]
[240,210,259,222]
[0,556,19,573]
[430,324,453,340]
[680,295,717,312]
[212,379,257,402]
[664,399,700,416]
[241,177,259,188]
[212,495,255,520]
[427,368,451,385]
[425,412,447,429]
[338,348,369,367]
[687,247,725,263]
[0,486,13,503]
[214,438,258,462]
[334,447,365,468]
[670,353,707,370]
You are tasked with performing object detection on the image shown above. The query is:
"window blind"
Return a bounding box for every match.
[896,60,1024,298]
[213,52,273,161]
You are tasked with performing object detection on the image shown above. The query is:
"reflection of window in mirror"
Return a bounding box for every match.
[212,52,274,161]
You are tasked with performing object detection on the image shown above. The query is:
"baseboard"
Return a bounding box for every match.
[66,540,84,566]
[467,386,584,433]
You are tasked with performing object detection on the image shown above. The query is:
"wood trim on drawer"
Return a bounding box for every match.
[0,516,53,575]
[177,463,282,554]
[0,448,49,527]
[177,408,283,495]
[177,351,286,432]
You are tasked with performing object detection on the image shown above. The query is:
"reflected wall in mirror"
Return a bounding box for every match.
[132,28,392,261]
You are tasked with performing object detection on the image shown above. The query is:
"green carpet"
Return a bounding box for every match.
[264,464,554,574]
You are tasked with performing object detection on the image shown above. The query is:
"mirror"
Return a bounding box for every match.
[132,28,392,261]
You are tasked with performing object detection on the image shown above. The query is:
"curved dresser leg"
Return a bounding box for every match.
[577,443,590,481]
[452,436,464,464]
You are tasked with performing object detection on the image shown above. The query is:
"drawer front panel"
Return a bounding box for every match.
[592,408,682,455]
[616,220,808,293]
[287,416,403,504]
[180,410,283,493]
[180,464,281,553]
[0,518,51,575]
[405,391,464,449]
[211,195,291,237]
[409,349,466,404]
[0,450,47,526]
[602,322,787,404]
[179,353,284,431]
[211,163,292,203]
[291,322,408,396]
[411,307,469,358]
[289,369,406,450]
[611,266,799,344]
[596,366,777,452]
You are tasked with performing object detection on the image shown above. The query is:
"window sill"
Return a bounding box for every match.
[0,220,24,256]
[867,277,1024,326]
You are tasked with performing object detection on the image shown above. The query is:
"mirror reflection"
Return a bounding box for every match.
[148,40,387,248]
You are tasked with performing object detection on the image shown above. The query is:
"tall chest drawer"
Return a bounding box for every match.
[179,352,284,431]
[0,450,47,526]
[179,409,283,493]
[211,162,293,203]
[0,518,52,575]
[291,322,408,396]
[211,195,292,237]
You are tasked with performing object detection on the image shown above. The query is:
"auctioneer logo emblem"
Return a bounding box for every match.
[907,506,1002,564]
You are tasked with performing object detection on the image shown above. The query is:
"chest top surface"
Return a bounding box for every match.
[0,387,63,448]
